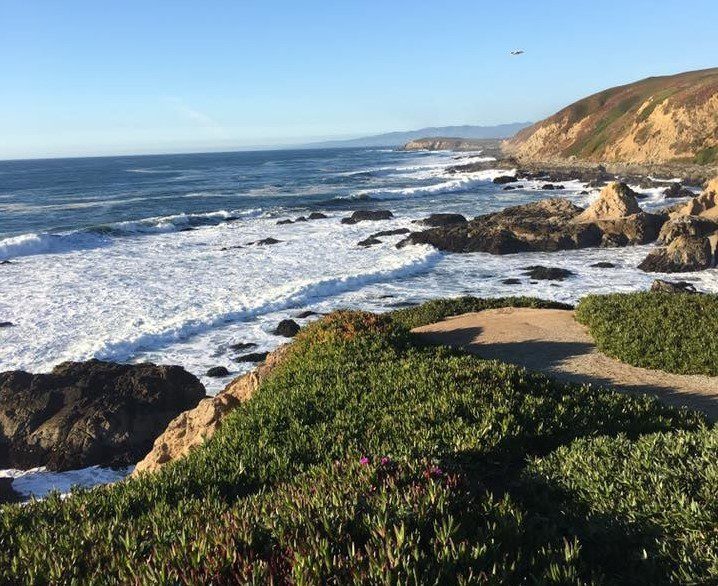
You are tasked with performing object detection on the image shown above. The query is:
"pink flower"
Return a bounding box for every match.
[359,456,370,466]
[381,456,391,466]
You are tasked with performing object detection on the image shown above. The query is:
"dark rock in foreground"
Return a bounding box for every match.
[492,175,517,184]
[651,279,699,294]
[341,210,393,224]
[0,478,20,504]
[638,235,714,273]
[273,319,301,337]
[523,266,575,281]
[0,360,205,471]
[206,366,230,378]
[416,213,467,227]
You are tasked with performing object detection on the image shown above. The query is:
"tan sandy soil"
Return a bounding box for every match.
[413,308,718,420]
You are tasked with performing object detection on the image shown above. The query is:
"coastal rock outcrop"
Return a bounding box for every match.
[134,345,289,475]
[0,360,205,471]
[416,213,467,227]
[638,179,718,272]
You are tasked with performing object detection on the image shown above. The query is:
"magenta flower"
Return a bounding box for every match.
[381,456,391,466]
[359,456,370,466]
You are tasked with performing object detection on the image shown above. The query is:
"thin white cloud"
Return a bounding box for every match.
[164,97,227,138]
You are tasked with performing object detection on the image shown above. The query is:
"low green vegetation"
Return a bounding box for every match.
[1,299,716,583]
[694,145,718,165]
[576,292,718,376]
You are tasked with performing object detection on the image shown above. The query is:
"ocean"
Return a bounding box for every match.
[1,146,715,496]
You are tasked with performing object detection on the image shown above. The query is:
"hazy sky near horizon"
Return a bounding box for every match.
[2,0,718,159]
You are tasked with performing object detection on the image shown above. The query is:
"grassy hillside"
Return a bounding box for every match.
[507,68,718,164]
[1,299,716,583]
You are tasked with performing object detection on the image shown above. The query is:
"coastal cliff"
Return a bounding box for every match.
[401,137,492,151]
[505,68,718,165]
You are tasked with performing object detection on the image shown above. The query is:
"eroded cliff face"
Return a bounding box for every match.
[506,68,718,165]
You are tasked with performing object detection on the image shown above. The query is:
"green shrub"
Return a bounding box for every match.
[390,295,572,330]
[528,427,718,583]
[576,292,718,376]
[0,305,713,583]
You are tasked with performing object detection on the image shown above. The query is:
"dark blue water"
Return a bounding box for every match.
[0,148,452,238]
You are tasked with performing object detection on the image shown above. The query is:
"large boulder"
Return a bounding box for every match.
[638,235,714,273]
[134,345,289,475]
[0,360,205,471]
[341,210,393,224]
[416,213,467,227]
[398,198,603,254]
[574,182,641,222]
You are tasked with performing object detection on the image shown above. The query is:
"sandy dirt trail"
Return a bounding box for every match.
[413,307,718,420]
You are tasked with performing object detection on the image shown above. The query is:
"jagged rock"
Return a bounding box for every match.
[416,213,467,227]
[493,175,517,184]
[663,183,695,199]
[233,352,270,363]
[206,366,230,378]
[134,346,289,475]
[341,210,394,224]
[358,237,382,247]
[658,216,718,244]
[600,233,629,248]
[398,198,602,254]
[575,182,641,222]
[676,178,718,219]
[522,266,574,280]
[0,360,205,471]
[308,212,328,220]
[650,279,699,294]
[247,237,282,246]
[295,216,308,222]
[638,235,714,273]
[273,319,301,337]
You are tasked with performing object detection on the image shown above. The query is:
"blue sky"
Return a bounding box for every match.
[1,0,717,159]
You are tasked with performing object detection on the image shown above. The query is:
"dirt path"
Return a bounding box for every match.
[413,307,718,420]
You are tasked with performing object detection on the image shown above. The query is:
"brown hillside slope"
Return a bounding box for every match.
[506,68,718,165]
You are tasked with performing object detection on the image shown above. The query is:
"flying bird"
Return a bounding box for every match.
[510,50,525,56]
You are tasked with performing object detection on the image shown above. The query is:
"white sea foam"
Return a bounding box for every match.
[1,466,132,500]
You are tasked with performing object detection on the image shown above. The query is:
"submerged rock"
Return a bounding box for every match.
[308,212,328,220]
[233,351,270,363]
[228,341,257,352]
[294,310,320,318]
[358,236,382,247]
[276,219,293,225]
[247,237,282,246]
[273,319,301,337]
[501,278,522,285]
[341,210,394,224]
[0,322,14,328]
[590,262,617,268]
[0,360,205,471]
[522,266,575,281]
[369,228,410,238]
[493,175,517,184]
